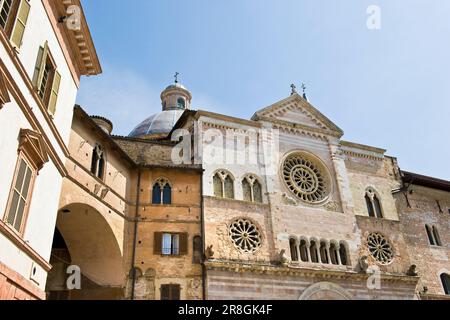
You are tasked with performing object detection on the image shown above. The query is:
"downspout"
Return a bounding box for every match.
[200,169,206,300]
[130,167,141,300]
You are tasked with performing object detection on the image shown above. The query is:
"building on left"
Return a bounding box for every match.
[0,0,101,300]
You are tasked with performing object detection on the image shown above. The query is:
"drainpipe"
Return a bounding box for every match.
[200,169,206,301]
[130,167,141,300]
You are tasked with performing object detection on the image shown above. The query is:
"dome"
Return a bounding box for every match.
[129,76,192,139]
[128,109,184,138]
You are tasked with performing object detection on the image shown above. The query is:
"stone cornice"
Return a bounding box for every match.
[49,0,101,76]
[205,260,420,284]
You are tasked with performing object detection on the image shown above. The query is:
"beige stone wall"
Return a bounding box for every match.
[126,168,203,300]
[395,186,450,296]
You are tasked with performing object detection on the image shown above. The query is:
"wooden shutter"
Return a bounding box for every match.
[32,42,48,91]
[10,0,30,48]
[154,232,163,255]
[160,285,170,300]
[179,233,188,255]
[171,285,180,300]
[47,70,60,116]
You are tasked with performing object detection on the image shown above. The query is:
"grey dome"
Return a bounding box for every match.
[128,109,183,138]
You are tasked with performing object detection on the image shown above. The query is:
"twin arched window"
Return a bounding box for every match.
[91,144,105,180]
[213,170,235,199]
[425,225,442,246]
[365,188,383,218]
[152,178,172,205]
[242,175,263,203]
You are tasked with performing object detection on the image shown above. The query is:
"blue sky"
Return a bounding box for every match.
[77,0,450,180]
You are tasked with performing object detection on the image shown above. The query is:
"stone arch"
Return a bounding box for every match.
[55,203,124,287]
[299,282,354,300]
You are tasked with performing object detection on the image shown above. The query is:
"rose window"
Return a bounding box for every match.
[367,233,394,265]
[229,219,262,253]
[282,153,331,204]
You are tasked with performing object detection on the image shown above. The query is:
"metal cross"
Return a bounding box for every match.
[301,83,307,94]
[174,72,180,83]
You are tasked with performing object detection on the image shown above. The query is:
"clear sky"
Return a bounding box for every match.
[77,0,450,180]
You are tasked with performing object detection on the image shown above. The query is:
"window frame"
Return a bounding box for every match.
[213,170,235,199]
[152,178,172,205]
[3,151,37,235]
[0,0,20,38]
[365,188,384,219]
[441,273,450,295]
[160,284,181,300]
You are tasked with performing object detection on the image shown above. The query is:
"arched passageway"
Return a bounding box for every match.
[46,203,124,300]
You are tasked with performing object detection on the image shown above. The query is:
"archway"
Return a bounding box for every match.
[299,282,354,300]
[46,203,124,300]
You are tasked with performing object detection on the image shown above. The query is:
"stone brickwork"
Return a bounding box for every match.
[395,185,450,296]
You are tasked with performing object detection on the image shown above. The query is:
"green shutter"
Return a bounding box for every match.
[32,42,48,90]
[10,0,30,48]
[47,70,60,116]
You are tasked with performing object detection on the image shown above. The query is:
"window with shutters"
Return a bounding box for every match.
[3,129,48,235]
[32,42,61,117]
[1,0,30,49]
[3,154,36,234]
[154,232,188,256]
[160,284,181,300]
[0,70,10,108]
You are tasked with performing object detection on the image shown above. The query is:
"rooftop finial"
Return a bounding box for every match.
[301,83,308,101]
[174,72,180,84]
[290,83,297,95]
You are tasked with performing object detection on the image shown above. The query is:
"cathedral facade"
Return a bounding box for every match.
[0,1,449,300]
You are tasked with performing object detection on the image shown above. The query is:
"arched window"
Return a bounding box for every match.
[339,243,349,266]
[177,97,185,109]
[432,226,442,246]
[193,236,202,264]
[329,243,339,265]
[426,225,443,246]
[425,225,435,245]
[213,170,234,199]
[441,274,450,295]
[365,188,383,218]
[242,175,263,203]
[310,240,319,263]
[152,178,172,205]
[90,145,105,180]
[320,241,329,264]
[290,238,299,262]
[299,239,309,262]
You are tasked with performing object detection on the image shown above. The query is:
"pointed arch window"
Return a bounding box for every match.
[242,175,263,203]
[152,178,172,205]
[365,188,383,218]
[441,274,450,295]
[213,170,234,199]
[90,144,105,180]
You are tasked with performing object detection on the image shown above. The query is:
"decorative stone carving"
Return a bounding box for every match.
[280,249,289,266]
[282,193,298,206]
[205,245,215,259]
[325,201,340,212]
[228,219,262,254]
[367,233,394,265]
[407,265,418,277]
[187,278,201,300]
[282,152,331,205]
[359,256,369,273]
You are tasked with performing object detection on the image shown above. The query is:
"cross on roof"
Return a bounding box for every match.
[174,72,180,83]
